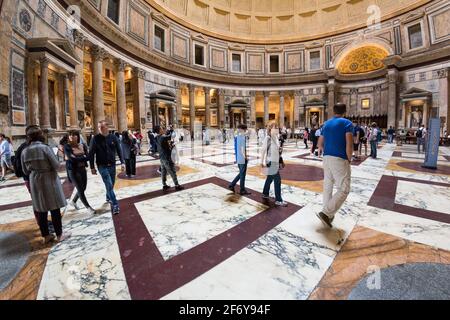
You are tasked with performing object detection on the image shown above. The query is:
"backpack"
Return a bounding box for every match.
[13,142,28,178]
[416,129,423,138]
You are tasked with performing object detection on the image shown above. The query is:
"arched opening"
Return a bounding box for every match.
[336,44,390,75]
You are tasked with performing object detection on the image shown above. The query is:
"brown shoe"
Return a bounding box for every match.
[43,234,56,245]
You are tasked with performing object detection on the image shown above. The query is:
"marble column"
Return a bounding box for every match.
[279,92,285,128]
[175,82,183,128]
[115,59,127,132]
[188,84,195,135]
[66,73,78,128]
[27,59,39,125]
[263,91,269,126]
[294,90,301,129]
[132,67,146,130]
[39,57,50,129]
[387,68,399,129]
[204,87,211,128]
[250,91,256,128]
[91,45,107,133]
[218,88,225,129]
[327,78,336,120]
[73,30,85,130]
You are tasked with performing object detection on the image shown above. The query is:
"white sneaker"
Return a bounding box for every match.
[87,207,97,215]
[275,201,288,207]
[69,200,80,210]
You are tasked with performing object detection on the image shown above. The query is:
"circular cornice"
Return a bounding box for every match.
[146,0,431,44]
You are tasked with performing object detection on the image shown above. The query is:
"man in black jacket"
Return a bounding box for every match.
[89,120,125,215]
[155,125,184,191]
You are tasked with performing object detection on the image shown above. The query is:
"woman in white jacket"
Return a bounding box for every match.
[260,122,288,207]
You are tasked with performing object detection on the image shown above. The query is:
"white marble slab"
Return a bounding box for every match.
[162,227,335,300]
[395,180,450,215]
[135,183,268,260]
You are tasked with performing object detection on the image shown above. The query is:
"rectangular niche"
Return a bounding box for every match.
[171,31,189,62]
[428,7,450,44]
[210,46,227,71]
[246,52,264,74]
[285,50,304,73]
[127,3,148,45]
[274,15,294,34]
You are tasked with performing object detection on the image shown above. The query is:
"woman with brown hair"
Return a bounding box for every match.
[21,126,71,244]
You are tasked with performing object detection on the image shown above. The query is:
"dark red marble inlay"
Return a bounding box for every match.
[368,175,450,224]
[117,164,180,180]
[112,176,302,300]
[396,161,450,175]
[280,163,323,181]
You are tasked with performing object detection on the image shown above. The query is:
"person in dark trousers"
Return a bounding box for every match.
[147,128,157,155]
[369,122,379,159]
[65,130,96,214]
[387,126,395,144]
[155,125,184,191]
[229,124,251,195]
[89,120,125,215]
[303,128,309,149]
[121,130,137,177]
[21,126,71,244]
[310,125,318,155]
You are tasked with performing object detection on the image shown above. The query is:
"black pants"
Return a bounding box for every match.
[311,139,318,154]
[36,209,62,237]
[125,154,136,176]
[68,168,91,209]
[161,159,179,186]
[304,139,308,148]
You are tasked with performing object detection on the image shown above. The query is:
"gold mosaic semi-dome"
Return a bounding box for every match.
[148,0,429,43]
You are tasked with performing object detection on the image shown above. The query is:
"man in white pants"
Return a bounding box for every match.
[316,103,353,228]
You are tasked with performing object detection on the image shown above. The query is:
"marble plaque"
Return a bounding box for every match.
[128,5,147,42]
[172,33,188,60]
[211,47,226,69]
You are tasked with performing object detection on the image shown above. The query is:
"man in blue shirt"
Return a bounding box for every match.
[229,124,251,195]
[316,103,353,228]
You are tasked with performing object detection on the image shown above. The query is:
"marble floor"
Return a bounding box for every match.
[0,139,449,300]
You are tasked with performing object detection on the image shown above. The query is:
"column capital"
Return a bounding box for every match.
[91,45,107,62]
[203,87,211,95]
[115,59,128,72]
[65,72,75,81]
[39,56,50,67]
[263,91,270,98]
[294,90,301,97]
[249,91,256,97]
[217,88,225,95]
[132,67,146,79]
[279,93,285,101]
[73,30,86,48]
[188,84,196,93]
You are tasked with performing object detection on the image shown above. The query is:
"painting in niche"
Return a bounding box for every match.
[127,103,134,128]
[211,110,217,126]
[83,73,92,96]
[310,111,320,127]
[125,81,132,94]
[361,98,370,109]
[84,110,92,128]
[103,79,113,94]
[410,105,423,128]
[104,104,114,126]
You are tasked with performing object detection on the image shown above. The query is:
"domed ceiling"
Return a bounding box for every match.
[147,0,430,44]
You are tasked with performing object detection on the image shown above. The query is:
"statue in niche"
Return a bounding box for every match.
[310,112,319,127]
[410,106,423,128]
[158,110,166,127]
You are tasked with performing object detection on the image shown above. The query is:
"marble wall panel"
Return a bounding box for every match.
[247,52,264,74]
[210,46,227,70]
[127,4,148,44]
[171,31,189,61]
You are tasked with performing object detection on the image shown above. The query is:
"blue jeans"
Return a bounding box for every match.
[388,134,393,143]
[263,171,282,202]
[370,140,377,158]
[98,165,118,207]
[230,163,248,193]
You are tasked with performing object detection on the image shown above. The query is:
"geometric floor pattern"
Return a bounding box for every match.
[1,139,449,299]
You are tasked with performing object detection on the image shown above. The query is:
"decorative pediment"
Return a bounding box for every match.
[305,41,323,49]
[151,11,169,27]
[400,87,432,100]
[374,31,393,44]
[265,46,283,53]
[401,87,432,96]
[191,33,208,44]
[228,43,245,51]
[401,10,425,24]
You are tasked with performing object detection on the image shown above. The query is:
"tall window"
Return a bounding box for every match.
[107,0,120,24]
[154,25,165,52]
[270,55,279,73]
[194,44,204,66]
[408,23,423,49]
[232,54,241,72]
[310,51,321,70]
